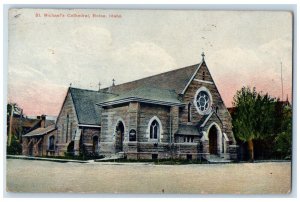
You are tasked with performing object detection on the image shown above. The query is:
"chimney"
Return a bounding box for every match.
[41,115,46,128]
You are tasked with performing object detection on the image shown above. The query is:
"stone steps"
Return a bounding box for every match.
[204,154,232,164]
[94,152,125,162]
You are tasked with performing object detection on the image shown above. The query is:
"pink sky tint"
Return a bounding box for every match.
[7,9,292,116]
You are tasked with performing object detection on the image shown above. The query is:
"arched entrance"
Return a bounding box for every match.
[79,133,85,155]
[92,136,99,153]
[208,125,218,155]
[115,121,125,153]
[67,141,74,155]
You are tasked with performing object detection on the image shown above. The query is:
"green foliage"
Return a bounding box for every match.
[274,106,292,159]
[7,104,12,116]
[7,103,22,116]
[7,135,22,155]
[232,87,277,142]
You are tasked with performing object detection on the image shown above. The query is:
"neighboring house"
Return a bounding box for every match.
[22,54,238,160]
[8,114,55,142]
[22,115,56,156]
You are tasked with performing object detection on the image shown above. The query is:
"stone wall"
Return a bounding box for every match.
[81,127,100,154]
[138,103,171,143]
[55,91,79,154]
[126,142,201,160]
[100,104,129,155]
[100,102,200,159]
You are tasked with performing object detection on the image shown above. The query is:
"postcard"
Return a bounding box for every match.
[6,8,292,194]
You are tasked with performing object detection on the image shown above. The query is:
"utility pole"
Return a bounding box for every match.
[281,61,284,101]
[8,104,14,146]
[19,109,23,143]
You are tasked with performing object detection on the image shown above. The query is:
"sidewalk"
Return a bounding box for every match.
[6,155,153,165]
[6,155,88,163]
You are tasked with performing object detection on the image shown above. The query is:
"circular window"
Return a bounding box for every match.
[194,87,212,115]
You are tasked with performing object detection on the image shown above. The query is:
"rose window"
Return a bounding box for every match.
[195,91,210,113]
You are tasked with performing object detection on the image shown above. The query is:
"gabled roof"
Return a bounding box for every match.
[198,111,223,128]
[19,118,40,128]
[69,87,115,125]
[97,86,184,107]
[175,124,200,136]
[103,63,199,94]
[23,125,56,137]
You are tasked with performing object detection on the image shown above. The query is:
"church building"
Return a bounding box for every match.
[22,53,238,161]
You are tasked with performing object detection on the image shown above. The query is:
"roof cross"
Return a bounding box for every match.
[201,52,205,61]
[98,82,101,91]
[112,78,115,86]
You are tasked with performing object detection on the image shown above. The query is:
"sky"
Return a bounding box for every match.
[7,9,293,116]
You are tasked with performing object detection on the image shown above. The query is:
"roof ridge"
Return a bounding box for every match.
[102,63,200,90]
[70,87,117,95]
[128,85,177,92]
[70,87,99,92]
[69,87,99,92]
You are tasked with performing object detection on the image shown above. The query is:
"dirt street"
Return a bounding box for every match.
[6,159,291,194]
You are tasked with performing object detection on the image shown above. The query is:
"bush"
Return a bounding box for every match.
[275,130,292,159]
[7,136,22,155]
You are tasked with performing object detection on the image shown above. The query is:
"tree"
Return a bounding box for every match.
[274,105,292,159]
[232,87,277,162]
[7,135,22,155]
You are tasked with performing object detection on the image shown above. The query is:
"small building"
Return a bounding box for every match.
[7,113,55,142]
[22,115,56,156]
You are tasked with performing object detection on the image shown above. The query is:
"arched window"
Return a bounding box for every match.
[150,120,160,139]
[115,120,125,152]
[147,116,163,142]
[188,103,192,122]
[61,124,64,143]
[66,114,69,143]
[222,135,225,153]
[70,122,73,141]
